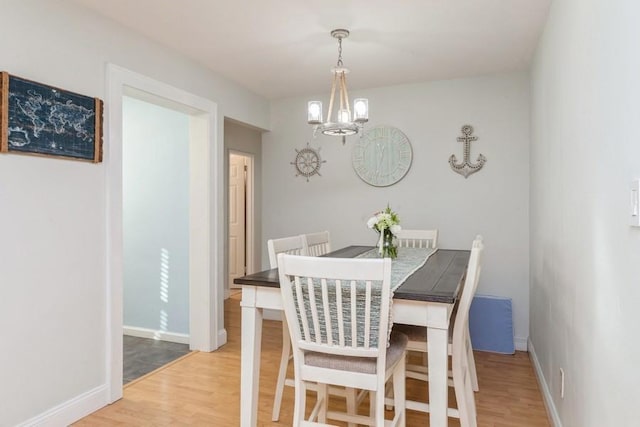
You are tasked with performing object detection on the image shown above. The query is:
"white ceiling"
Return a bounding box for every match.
[72,0,550,100]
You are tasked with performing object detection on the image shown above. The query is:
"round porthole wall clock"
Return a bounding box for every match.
[291,142,326,182]
[351,125,413,187]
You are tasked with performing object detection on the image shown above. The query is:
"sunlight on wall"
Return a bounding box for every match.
[155,248,170,339]
[160,248,170,303]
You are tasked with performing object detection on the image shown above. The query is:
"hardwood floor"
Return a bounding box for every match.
[76,293,550,426]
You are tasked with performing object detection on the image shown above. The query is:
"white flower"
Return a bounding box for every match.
[390,224,402,235]
[366,205,400,235]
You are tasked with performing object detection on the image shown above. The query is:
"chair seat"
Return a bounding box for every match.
[306,330,408,374]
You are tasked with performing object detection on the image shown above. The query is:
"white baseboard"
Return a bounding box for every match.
[123,325,189,344]
[515,336,528,351]
[528,338,562,427]
[218,328,228,346]
[16,385,108,427]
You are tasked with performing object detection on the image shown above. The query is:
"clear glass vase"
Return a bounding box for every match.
[380,229,398,259]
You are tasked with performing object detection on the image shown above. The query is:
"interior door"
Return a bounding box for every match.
[229,153,246,287]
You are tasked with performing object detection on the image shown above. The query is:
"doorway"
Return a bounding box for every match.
[123,95,190,340]
[228,152,253,294]
[121,94,191,383]
[106,64,225,402]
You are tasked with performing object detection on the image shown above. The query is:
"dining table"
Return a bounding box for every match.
[233,245,470,427]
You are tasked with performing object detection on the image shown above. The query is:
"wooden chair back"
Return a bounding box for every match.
[302,231,331,257]
[278,254,392,359]
[395,229,438,249]
[267,235,307,269]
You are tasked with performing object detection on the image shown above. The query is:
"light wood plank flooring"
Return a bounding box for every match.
[76,293,549,426]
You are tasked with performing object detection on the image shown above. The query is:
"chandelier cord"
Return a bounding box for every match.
[336,36,344,67]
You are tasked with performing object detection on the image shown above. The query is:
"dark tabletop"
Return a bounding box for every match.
[233,246,470,304]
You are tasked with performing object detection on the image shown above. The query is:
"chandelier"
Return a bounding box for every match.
[307,29,368,143]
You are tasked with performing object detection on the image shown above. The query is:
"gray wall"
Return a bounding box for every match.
[123,96,190,335]
[0,0,269,424]
[530,0,640,425]
[262,72,531,347]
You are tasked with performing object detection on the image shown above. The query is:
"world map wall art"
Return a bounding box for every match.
[0,72,103,162]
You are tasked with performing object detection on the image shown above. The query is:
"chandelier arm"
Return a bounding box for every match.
[339,73,345,112]
[341,73,351,117]
[327,73,338,123]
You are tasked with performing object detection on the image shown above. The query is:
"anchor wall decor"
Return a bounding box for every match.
[449,125,486,178]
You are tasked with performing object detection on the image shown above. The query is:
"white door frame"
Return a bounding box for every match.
[105,64,225,402]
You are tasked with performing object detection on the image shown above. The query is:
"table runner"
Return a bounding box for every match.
[357,247,437,344]
[356,247,438,291]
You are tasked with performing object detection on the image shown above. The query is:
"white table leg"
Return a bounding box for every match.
[241,287,263,427]
[427,325,449,427]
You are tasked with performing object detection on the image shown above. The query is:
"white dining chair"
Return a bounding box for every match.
[395,228,477,392]
[267,235,308,421]
[393,228,441,382]
[395,228,439,249]
[273,231,332,421]
[392,235,484,427]
[302,230,331,257]
[268,235,307,268]
[278,253,407,427]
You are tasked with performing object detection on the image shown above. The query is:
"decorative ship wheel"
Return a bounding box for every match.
[291,142,326,182]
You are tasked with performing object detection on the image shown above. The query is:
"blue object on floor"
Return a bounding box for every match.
[468,294,515,354]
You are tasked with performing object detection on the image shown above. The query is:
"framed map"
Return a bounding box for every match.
[0,72,103,162]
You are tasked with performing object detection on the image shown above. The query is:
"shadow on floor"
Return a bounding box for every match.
[123,335,190,384]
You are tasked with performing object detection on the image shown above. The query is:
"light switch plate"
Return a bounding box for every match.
[631,180,640,227]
